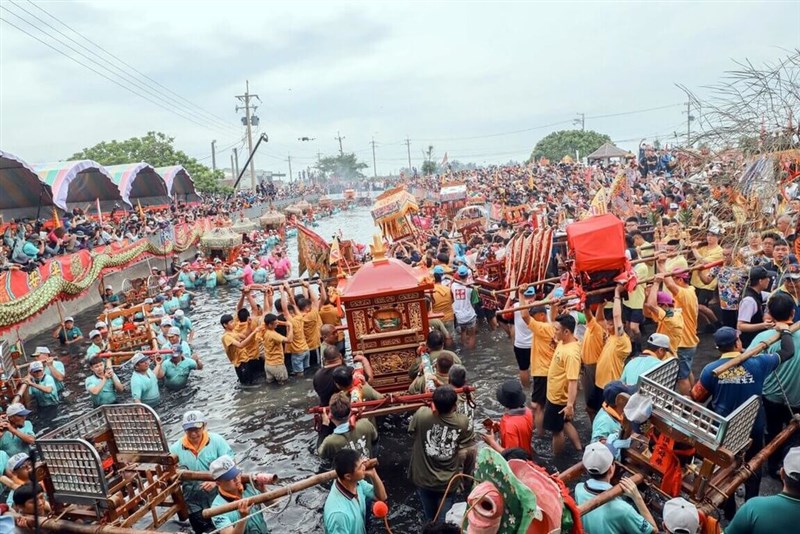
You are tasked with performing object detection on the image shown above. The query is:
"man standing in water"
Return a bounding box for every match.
[130,352,164,406]
[323,448,387,534]
[544,314,583,456]
[170,411,234,534]
[220,313,264,384]
[209,455,276,534]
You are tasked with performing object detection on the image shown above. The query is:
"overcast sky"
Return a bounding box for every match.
[1,1,798,177]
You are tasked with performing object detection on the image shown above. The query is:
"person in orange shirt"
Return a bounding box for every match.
[581,303,607,424]
[594,284,632,409]
[644,283,684,357]
[519,287,556,437]
[659,256,700,395]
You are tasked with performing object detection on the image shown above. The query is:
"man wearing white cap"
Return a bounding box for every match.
[166,326,192,358]
[725,446,800,533]
[4,452,33,507]
[662,497,700,534]
[175,283,195,311]
[32,346,65,394]
[102,284,120,306]
[0,403,35,456]
[178,262,196,290]
[129,353,164,407]
[85,329,106,361]
[209,455,275,534]
[157,317,174,348]
[574,442,657,533]
[52,316,82,346]
[173,309,194,343]
[24,361,60,418]
[169,411,234,533]
[163,287,180,315]
[95,320,109,342]
[163,341,202,391]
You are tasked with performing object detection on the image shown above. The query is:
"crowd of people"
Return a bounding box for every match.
[3,141,800,533]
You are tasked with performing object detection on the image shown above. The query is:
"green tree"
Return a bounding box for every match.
[315,153,368,181]
[69,131,228,193]
[421,145,437,175]
[528,129,612,162]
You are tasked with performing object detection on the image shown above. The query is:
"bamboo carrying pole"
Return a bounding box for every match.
[494,260,722,316]
[97,349,172,358]
[577,473,645,515]
[712,320,800,377]
[201,458,378,518]
[178,470,277,484]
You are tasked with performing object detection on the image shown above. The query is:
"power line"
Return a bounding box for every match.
[0,13,232,134]
[23,0,238,132]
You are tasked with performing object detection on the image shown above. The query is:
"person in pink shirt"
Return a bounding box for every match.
[272,250,291,280]
[242,258,255,286]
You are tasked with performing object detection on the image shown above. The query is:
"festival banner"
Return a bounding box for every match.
[296,224,331,278]
[0,219,209,332]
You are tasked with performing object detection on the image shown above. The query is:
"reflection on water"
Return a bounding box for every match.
[21,208,588,533]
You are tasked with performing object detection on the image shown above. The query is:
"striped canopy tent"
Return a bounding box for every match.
[155,165,200,202]
[0,149,54,221]
[34,160,126,212]
[104,162,170,207]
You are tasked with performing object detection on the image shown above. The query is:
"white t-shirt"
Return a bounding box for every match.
[450,280,477,324]
[513,308,532,349]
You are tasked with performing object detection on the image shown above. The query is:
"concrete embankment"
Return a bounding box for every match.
[14,196,318,340]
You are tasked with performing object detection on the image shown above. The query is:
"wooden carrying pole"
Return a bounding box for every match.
[713,320,800,377]
[494,260,722,316]
[178,470,277,484]
[577,473,645,515]
[202,458,378,518]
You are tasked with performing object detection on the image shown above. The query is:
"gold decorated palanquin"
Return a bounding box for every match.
[339,237,433,393]
[371,186,419,242]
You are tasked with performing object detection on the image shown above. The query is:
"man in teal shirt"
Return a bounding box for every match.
[25,361,59,417]
[726,446,800,533]
[85,330,105,361]
[323,448,387,534]
[173,310,194,343]
[590,381,632,444]
[129,353,164,407]
[162,344,202,390]
[32,347,65,395]
[0,404,35,457]
[54,317,83,347]
[209,455,275,534]
[165,327,192,357]
[163,287,181,315]
[84,356,123,406]
[170,411,234,533]
[574,442,657,534]
[178,263,196,289]
[201,265,217,289]
[175,284,194,310]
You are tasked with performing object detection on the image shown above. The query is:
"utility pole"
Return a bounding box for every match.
[370,137,377,177]
[211,140,217,171]
[287,154,293,183]
[335,131,345,156]
[235,80,261,190]
[230,153,235,180]
[233,148,240,178]
[574,113,585,131]
[405,137,412,170]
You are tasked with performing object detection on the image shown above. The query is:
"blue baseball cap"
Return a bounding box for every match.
[457,265,469,277]
[432,265,445,275]
[713,326,740,347]
[523,287,536,297]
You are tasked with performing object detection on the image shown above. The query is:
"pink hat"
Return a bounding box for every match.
[657,291,674,306]
[671,267,689,281]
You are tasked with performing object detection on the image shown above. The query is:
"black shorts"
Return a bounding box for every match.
[586,385,604,412]
[696,288,715,306]
[531,376,547,406]
[622,305,644,324]
[543,401,566,432]
[513,346,531,371]
[235,358,265,385]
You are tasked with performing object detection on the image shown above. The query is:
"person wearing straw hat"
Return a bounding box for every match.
[0,403,35,457]
[208,455,275,534]
[52,316,82,347]
[574,442,657,534]
[170,411,233,534]
[84,356,123,406]
[725,446,800,533]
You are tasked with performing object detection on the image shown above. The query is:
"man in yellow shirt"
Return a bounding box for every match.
[298,281,323,367]
[261,313,293,385]
[660,258,700,395]
[644,283,684,357]
[220,313,264,384]
[520,290,556,437]
[594,285,632,405]
[690,228,725,327]
[581,304,606,424]
[544,314,582,456]
[280,283,310,377]
[623,262,649,354]
[431,267,455,347]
